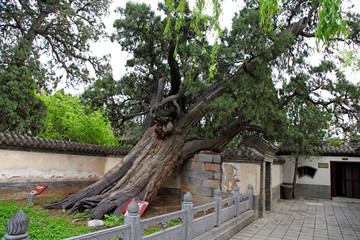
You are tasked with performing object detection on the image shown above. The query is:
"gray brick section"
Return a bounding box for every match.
[196,163,204,171]
[213,154,221,163]
[193,154,199,162]
[181,152,223,206]
[197,170,213,179]
[182,170,198,178]
[196,186,213,196]
[187,177,203,185]
[213,172,221,180]
[198,153,214,163]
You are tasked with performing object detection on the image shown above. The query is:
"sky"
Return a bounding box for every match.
[64,0,360,94]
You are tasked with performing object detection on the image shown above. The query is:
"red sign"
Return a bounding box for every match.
[29,184,48,195]
[122,199,149,216]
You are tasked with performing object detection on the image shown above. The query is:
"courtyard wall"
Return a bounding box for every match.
[0,133,284,216]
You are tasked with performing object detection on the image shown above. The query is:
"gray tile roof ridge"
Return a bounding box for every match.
[221,146,265,161]
[0,133,132,156]
[277,145,360,156]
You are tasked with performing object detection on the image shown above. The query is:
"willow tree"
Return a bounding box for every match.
[0,0,110,134]
[46,0,360,218]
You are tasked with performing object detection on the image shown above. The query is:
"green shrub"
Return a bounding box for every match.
[38,90,119,146]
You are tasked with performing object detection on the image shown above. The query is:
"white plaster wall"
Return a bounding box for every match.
[282,155,360,186]
[272,164,282,187]
[0,149,106,182]
[222,162,261,196]
[104,157,124,173]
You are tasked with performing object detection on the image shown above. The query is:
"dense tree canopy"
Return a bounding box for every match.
[0,0,111,134]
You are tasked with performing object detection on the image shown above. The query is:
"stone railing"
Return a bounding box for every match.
[2,185,254,240]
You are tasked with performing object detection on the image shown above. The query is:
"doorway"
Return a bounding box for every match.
[331,162,360,198]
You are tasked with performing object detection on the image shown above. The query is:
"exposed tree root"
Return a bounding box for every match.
[44,126,185,219]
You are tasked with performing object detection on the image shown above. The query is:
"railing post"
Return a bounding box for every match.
[248,184,253,210]
[2,210,30,240]
[27,193,36,206]
[214,187,222,227]
[182,192,193,240]
[233,185,240,217]
[124,199,142,240]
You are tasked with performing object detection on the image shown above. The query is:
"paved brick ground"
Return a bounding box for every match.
[230,198,360,240]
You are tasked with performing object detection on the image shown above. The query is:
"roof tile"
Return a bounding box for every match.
[0,133,132,156]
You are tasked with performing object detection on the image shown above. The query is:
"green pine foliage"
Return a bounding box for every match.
[0,65,46,134]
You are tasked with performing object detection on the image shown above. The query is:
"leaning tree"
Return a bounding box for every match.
[46,0,360,218]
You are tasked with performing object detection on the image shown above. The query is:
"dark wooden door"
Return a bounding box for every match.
[345,163,360,198]
[331,162,336,197]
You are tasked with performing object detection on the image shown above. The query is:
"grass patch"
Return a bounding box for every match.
[102,214,181,236]
[1,199,182,239]
[0,199,93,240]
[143,218,181,235]
[104,214,124,227]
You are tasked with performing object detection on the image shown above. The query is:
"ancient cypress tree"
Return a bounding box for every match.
[46,0,360,218]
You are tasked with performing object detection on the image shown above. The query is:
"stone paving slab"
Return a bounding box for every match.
[229,198,360,240]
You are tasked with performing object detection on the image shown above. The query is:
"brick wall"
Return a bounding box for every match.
[180,153,221,205]
[272,185,281,204]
